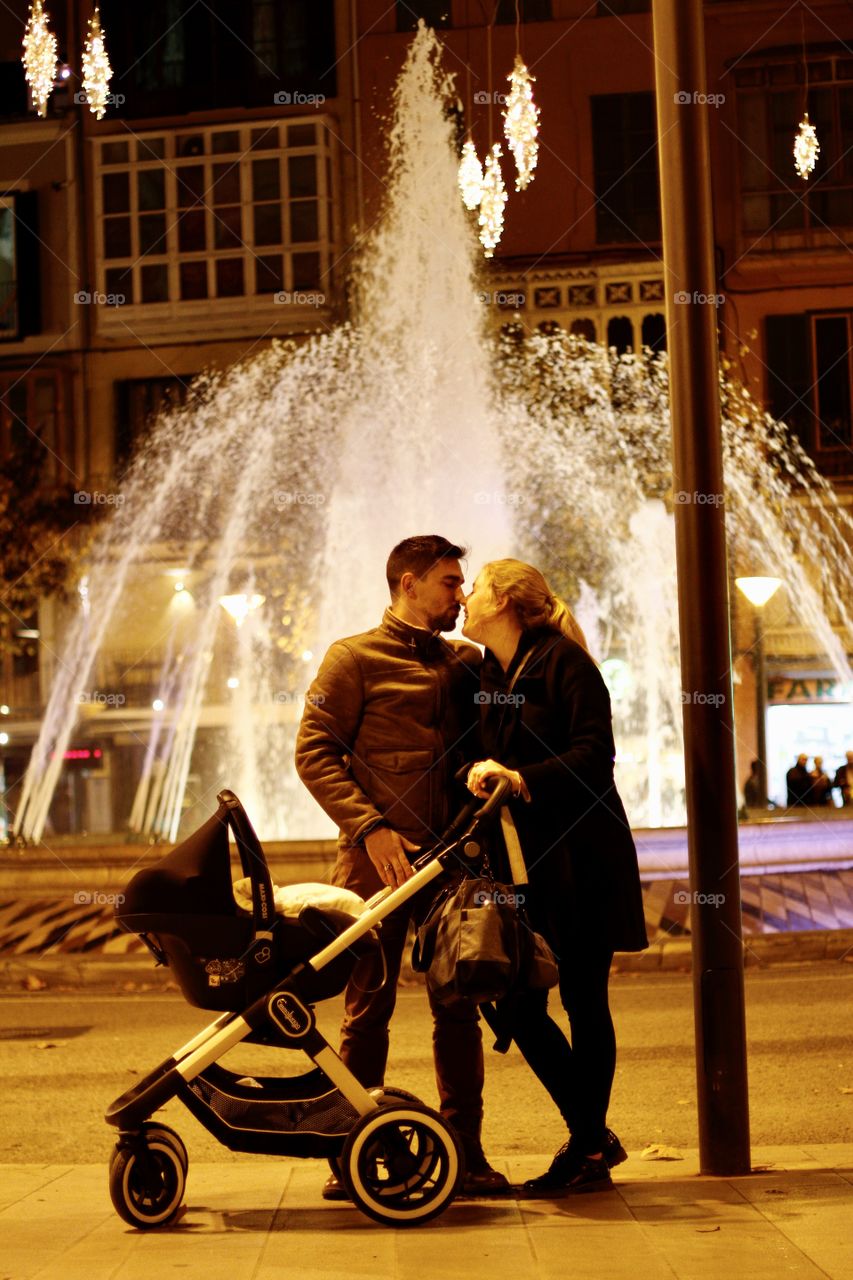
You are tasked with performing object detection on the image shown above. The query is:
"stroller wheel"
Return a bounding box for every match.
[109,1135,186,1229]
[111,1124,189,1177]
[341,1102,462,1227]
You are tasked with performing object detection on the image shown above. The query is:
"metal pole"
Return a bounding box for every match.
[755,609,769,809]
[651,0,751,1173]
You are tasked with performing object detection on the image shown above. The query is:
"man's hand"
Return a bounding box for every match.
[364,826,420,887]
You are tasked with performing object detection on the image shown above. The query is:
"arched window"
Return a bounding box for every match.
[607,315,634,354]
[570,318,597,342]
[642,312,666,352]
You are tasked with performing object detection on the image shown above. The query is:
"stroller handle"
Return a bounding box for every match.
[217,789,276,931]
[410,775,512,872]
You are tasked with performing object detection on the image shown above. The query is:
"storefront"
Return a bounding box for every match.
[766,674,852,807]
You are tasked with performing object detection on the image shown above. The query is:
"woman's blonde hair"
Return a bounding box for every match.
[480,559,589,652]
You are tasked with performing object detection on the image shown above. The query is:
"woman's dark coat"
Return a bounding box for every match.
[480,627,648,954]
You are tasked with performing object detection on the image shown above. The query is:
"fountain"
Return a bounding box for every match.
[11,25,853,846]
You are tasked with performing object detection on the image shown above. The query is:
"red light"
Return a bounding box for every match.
[63,749,91,760]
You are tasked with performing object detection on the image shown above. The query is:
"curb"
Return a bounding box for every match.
[3,928,852,992]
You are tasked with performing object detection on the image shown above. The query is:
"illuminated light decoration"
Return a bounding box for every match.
[22,1,58,118]
[458,139,484,210]
[478,144,508,259]
[793,113,819,180]
[81,7,113,120]
[503,56,540,192]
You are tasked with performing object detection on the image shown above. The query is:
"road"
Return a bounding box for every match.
[1,962,851,1166]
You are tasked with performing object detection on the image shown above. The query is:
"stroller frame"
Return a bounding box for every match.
[105,781,509,1229]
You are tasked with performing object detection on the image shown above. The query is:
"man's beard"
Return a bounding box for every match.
[429,606,460,633]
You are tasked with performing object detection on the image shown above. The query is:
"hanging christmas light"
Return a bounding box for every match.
[81,7,113,120]
[458,139,484,210]
[503,55,540,191]
[793,112,819,181]
[478,143,507,258]
[22,1,58,119]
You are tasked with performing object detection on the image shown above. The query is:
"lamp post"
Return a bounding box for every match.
[735,577,782,809]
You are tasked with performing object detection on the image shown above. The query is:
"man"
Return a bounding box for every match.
[834,751,853,806]
[785,754,811,807]
[809,756,832,807]
[295,534,509,1198]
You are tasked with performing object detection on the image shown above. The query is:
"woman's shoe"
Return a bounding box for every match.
[522,1143,614,1196]
[604,1128,628,1168]
[321,1171,350,1201]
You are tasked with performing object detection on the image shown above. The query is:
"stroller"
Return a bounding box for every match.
[105,781,509,1229]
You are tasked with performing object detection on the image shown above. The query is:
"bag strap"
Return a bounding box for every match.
[500,809,528,885]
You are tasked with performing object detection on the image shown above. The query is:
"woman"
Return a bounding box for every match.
[462,559,647,1195]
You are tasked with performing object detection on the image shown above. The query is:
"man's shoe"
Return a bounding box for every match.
[604,1128,628,1168]
[458,1141,513,1196]
[460,1162,513,1196]
[522,1143,613,1197]
[321,1171,350,1201]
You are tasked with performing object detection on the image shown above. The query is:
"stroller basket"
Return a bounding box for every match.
[116,790,376,1011]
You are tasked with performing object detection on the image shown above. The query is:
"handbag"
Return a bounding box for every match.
[411,870,558,1006]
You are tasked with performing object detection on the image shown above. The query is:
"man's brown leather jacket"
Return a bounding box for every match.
[295,609,481,850]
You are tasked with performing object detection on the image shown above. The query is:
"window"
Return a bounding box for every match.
[591,93,661,244]
[642,312,666,352]
[396,2,451,31]
[95,122,335,309]
[495,0,552,22]
[607,316,634,353]
[98,1,336,115]
[0,192,40,340]
[765,313,853,469]
[736,56,853,243]
[114,377,193,467]
[0,371,66,481]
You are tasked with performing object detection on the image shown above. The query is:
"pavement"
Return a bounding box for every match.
[3,1145,852,1279]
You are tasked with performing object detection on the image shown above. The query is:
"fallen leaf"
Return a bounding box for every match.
[839,1087,853,1095]
[35,1041,58,1049]
[696,1226,720,1233]
[24,974,47,991]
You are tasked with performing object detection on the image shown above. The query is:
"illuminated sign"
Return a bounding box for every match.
[767,677,852,705]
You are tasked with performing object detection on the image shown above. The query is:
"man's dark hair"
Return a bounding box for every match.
[386,535,467,598]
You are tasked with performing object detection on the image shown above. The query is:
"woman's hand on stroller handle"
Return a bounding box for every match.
[466,760,523,802]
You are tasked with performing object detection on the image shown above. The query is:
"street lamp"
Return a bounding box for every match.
[735,576,782,808]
